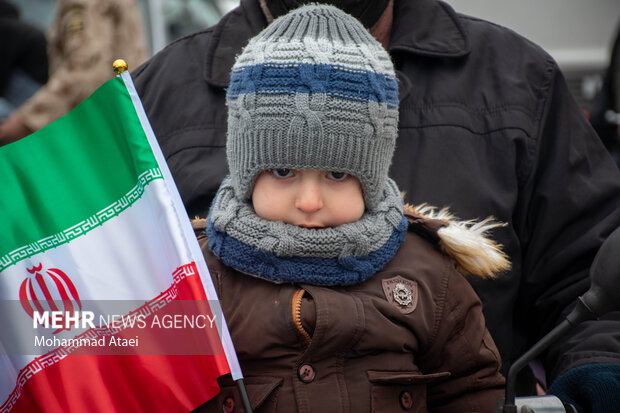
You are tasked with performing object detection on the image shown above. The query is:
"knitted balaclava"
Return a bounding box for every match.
[226,3,399,212]
[207,4,406,286]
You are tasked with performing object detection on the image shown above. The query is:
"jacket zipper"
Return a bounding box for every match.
[292,288,312,346]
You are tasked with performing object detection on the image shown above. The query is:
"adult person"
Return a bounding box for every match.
[0,0,148,146]
[132,0,620,411]
[0,0,48,119]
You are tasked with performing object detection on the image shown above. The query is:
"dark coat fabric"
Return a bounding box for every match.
[132,0,620,387]
[192,218,505,413]
[0,1,48,96]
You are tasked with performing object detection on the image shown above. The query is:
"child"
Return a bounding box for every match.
[194,5,508,412]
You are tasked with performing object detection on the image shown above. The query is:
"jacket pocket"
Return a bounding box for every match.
[193,376,283,413]
[367,370,450,413]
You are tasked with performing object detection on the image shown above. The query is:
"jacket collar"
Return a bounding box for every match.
[204,0,470,88]
[389,0,470,58]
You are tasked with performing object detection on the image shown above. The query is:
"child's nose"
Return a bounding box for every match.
[294,180,324,213]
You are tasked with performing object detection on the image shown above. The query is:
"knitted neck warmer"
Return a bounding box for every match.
[206,177,407,286]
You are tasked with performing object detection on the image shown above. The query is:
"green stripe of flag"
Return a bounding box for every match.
[0,76,159,262]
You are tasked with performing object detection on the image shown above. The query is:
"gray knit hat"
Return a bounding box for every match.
[226,4,399,210]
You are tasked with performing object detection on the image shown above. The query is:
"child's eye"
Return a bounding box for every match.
[272,169,293,178]
[327,171,349,181]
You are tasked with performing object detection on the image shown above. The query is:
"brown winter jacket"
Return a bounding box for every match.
[193,208,506,413]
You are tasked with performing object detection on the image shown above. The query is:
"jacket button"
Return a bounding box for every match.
[297,363,316,383]
[399,390,413,410]
[222,396,234,413]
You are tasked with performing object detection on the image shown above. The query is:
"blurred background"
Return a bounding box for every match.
[8,0,620,111]
[10,0,237,55]
[10,0,619,114]
[6,0,620,145]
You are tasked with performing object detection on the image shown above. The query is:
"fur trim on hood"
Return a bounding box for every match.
[193,202,511,279]
[404,204,511,279]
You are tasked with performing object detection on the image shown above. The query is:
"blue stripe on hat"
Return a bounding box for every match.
[228,62,399,108]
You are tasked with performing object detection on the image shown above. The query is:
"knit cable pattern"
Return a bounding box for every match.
[208,176,404,259]
[225,4,399,211]
[206,176,407,285]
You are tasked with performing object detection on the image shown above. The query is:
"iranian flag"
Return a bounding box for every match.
[0,71,243,412]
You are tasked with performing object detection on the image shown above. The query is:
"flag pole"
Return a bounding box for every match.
[112,59,254,413]
[236,379,253,412]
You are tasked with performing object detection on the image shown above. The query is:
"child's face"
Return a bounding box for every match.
[252,169,365,228]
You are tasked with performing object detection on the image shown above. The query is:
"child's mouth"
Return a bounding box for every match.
[299,224,326,229]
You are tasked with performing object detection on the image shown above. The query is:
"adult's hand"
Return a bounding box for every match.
[0,111,32,147]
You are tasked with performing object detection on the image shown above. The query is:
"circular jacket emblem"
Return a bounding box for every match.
[393,283,413,306]
[381,275,418,314]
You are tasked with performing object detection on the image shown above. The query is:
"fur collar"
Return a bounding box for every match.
[404,204,510,278]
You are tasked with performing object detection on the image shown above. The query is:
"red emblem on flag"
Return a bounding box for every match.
[19,263,82,334]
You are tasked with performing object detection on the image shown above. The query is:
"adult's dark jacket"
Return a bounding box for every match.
[132,0,620,387]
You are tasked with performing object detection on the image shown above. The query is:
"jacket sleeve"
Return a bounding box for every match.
[514,61,620,382]
[421,269,505,413]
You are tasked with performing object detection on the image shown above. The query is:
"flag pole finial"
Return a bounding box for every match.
[113,59,129,74]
